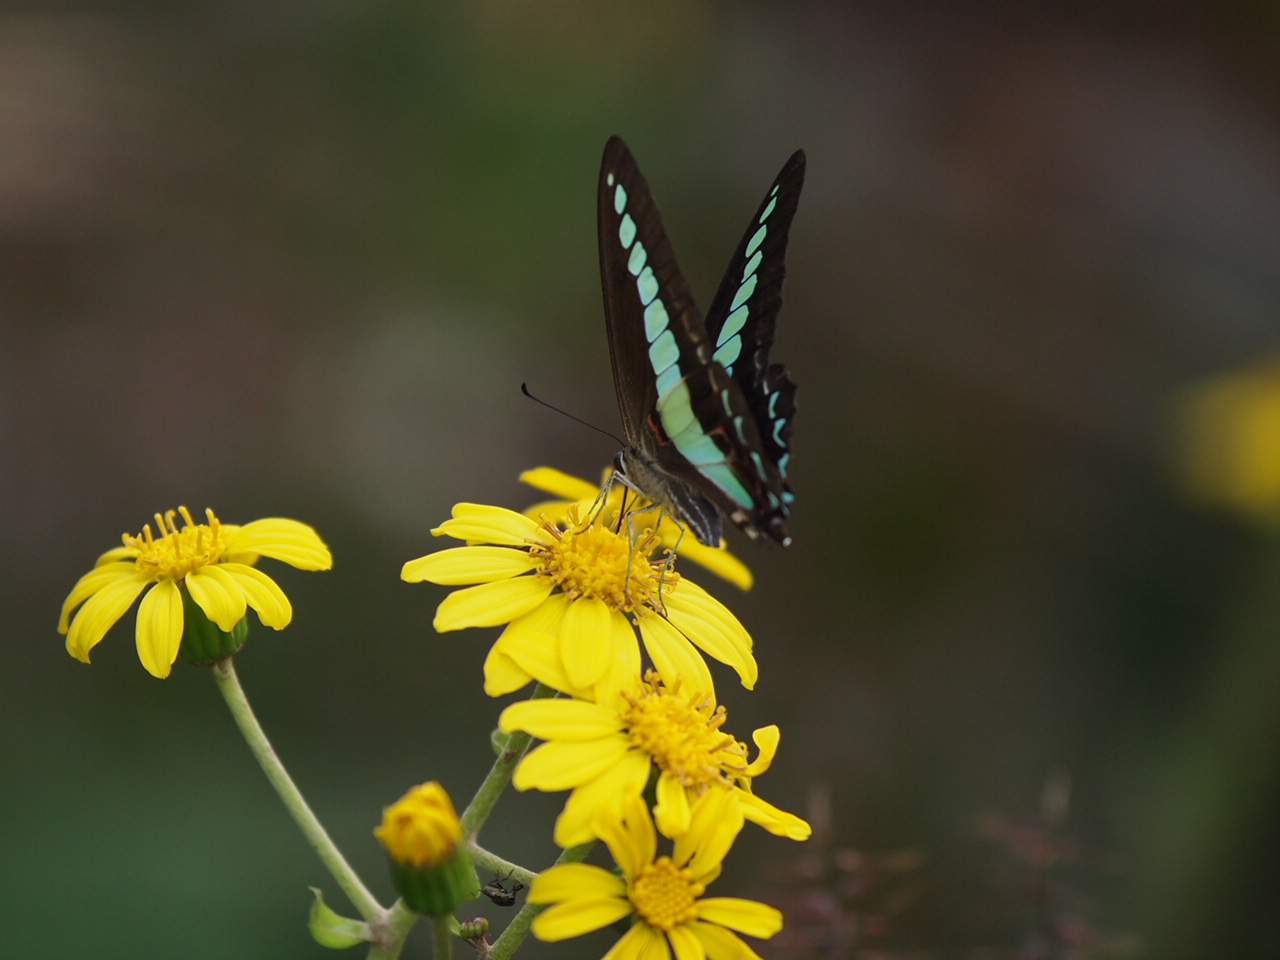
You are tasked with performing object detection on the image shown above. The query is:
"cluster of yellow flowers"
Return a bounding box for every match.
[57,467,808,960]
[401,467,810,958]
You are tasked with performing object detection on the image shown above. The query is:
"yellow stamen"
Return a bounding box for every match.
[621,673,749,789]
[527,507,675,614]
[629,857,703,931]
[123,506,230,584]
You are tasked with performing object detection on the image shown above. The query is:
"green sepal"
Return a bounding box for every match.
[177,584,249,666]
[388,845,479,917]
[490,727,511,755]
[307,887,372,949]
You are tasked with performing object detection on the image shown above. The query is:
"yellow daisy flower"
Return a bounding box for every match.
[501,671,811,848]
[520,467,754,591]
[530,790,783,960]
[401,502,757,700]
[58,506,332,679]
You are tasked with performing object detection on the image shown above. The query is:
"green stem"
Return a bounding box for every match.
[429,913,454,960]
[367,902,418,960]
[459,683,556,838]
[468,843,536,886]
[488,842,595,960]
[212,657,384,923]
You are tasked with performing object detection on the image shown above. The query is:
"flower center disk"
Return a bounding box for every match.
[630,856,702,932]
[529,512,670,613]
[622,679,746,789]
[126,507,230,583]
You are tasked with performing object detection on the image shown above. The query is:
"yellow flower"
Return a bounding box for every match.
[374,781,464,868]
[501,671,810,847]
[58,506,332,679]
[402,502,757,700]
[530,790,783,960]
[1179,357,1280,526]
[375,782,477,916]
[520,467,754,591]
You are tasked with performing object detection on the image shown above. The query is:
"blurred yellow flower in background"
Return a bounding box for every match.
[1180,358,1280,526]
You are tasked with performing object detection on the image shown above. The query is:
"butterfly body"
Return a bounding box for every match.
[598,137,804,547]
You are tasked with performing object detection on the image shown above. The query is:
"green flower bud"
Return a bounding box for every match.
[177,584,248,666]
[375,782,478,916]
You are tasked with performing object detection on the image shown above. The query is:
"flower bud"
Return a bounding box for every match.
[177,585,248,666]
[375,782,478,916]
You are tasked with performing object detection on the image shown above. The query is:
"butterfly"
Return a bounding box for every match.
[598,136,805,547]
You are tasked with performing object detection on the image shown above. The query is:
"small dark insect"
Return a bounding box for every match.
[481,875,524,907]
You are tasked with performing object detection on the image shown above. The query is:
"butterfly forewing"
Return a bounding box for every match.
[598,137,707,447]
[598,137,802,546]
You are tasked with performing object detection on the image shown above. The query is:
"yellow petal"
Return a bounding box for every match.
[653,771,693,840]
[553,749,652,847]
[402,546,535,585]
[64,575,148,663]
[227,518,332,570]
[433,576,553,631]
[559,597,613,690]
[668,923,706,960]
[672,540,753,591]
[221,563,292,629]
[606,924,669,960]
[527,862,625,903]
[741,725,779,777]
[135,579,184,678]
[663,585,757,690]
[482,644,533,698]
[94,545,137,566]
[519,467,600,502]
[637,615,714,701]
[58,562,138,633]
[694,899,783,939]
[513,736,630,791]
[531,898,633,942]
[186,565,247,632]
[499,698,621,741]
[674,789,741,881]
[497,595,581,695]
[689,921,765,960]
[432,504,540,545]
[736,790,812,841]
[590,612,643,703]
[597,795,655,882]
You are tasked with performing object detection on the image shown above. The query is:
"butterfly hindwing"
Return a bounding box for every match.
[598,136,802,546]
[704,150,805,496]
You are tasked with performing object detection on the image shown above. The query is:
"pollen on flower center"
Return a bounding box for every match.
[527,509,674,613]
[630,856,703,931]
[124,506,230,583]
[622,674,748,788]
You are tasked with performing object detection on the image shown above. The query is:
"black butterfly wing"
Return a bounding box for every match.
[598,136,708,449]
[703,150,805,496]
[598,137,799,546]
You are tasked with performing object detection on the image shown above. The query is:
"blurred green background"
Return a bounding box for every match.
[4,2,1280,958]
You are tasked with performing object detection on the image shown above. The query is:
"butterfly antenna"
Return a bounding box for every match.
[520,383,624,445]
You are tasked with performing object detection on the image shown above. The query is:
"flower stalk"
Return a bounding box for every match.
[212,657,384,924]
[459,683,556,838]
